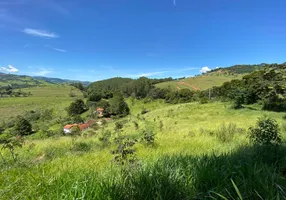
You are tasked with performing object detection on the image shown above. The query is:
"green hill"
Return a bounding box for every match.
[0,73,51,88]
[156,64,267,91]
[156,74,243,91]
[33,76,90,86]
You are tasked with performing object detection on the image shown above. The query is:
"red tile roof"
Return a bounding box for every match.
[96,108,104,111]
[64,120,96,131]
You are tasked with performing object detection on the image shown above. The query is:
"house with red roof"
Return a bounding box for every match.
[63,120,96,134]
[96,107,104,117]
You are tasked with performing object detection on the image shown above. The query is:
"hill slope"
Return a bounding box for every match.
[156,74,243,91]
[0,73,90,88]
[33,76,90,86]
[0,73,51,88]
[156,64,266,91]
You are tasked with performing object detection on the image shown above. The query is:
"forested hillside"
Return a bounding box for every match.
[33,76,90,86]
[208,63,266,75]
[212,63,286,111]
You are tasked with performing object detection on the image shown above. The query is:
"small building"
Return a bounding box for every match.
[63,120,96,134]
[96,107,104,117]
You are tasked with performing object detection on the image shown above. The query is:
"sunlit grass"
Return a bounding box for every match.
[0,99,285,199]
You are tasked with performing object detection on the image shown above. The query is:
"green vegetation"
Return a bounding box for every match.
[213,64,286,112]
[0,62,286,199]
[209,63,266,75]
[0,99,285,199]
[156,74,243,91]
[0,73,51,88]
[0,85,83,121]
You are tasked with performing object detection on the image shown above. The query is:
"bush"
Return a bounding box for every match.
[249,117,281,145]
[263,95,286,112]
[14,116,32,136]
[98,130,111,147]
[199,97,209,104]
[215,123,237,142]
[112,135,137,165]
[114,122,124,132]
[141,129,155,145]
[71,141,91,152]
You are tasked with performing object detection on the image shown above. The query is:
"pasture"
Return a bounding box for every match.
[0,98,285,199]
[0,85,83,122]
[156,74,243,91]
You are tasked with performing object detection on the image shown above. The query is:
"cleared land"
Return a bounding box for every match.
[0,98,285,199]
[0,85,83,121]
[156,74,243,90]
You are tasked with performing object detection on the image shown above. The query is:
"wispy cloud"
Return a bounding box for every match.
[0,0,69,15]
[45,0,69,16]
[128,71,168,78]
[178,67,201,72]
[44,45,66,52]
[200,66,211,73]
[32,68,53,76]
[0,65,19,73]
[23,28,58,38]
[173,0,176,6]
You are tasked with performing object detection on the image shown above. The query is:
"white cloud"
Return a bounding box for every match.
[44,45,66,52]
[200,66,211,73]
[0,65,19,73]
[178,67,200,72]
[23,28,58,38]
[53,48,66,52]
[33,68,53,76]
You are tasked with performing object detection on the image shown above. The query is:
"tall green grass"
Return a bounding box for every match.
[0,100,286,199]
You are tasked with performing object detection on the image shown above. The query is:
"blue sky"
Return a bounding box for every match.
[0,0,286,81]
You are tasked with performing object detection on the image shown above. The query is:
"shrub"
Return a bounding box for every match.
[216,123,237,143]
[71,141,91,152]
[232,98,243,109]
[98,130,112,147]
[112,136,137,165]
[199,97,209,104]
[14,116,32,136]
[70,126,81,136]
[249,117,281,145]
[141,129,155,145]
[114,122,123,132]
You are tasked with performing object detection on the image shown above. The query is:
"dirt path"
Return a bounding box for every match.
[178,81,201,91]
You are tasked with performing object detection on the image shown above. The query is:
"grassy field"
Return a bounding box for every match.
[156,74,243,91]
[0,98,285,199]
[0,85,83,121]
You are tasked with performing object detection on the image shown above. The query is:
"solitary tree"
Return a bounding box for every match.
[67,99,86,116]
[14,116,32,136]
[109,93,130,117]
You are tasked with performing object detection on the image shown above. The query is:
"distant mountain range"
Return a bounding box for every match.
[0,72,90,88]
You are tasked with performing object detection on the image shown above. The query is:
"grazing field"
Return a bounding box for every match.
[0,85,83,121]
[156,74,243,90]
[0,99,285,199]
